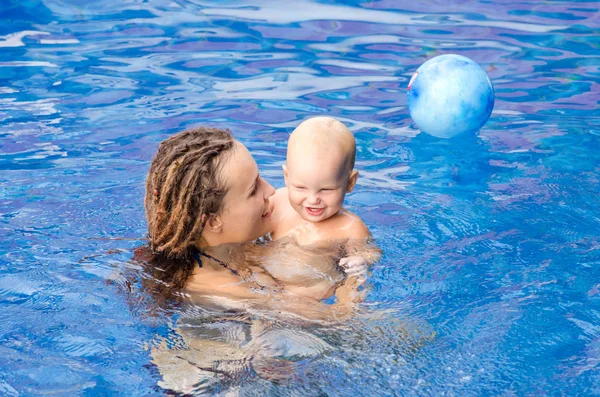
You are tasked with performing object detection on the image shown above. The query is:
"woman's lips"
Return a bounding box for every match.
[306,207,325,216]
[262,202,273,218]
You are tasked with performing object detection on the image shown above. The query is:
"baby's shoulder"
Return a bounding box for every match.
[326,209,371,239]
[271,187,290,216]
[272,187,288,205]
[274,186,288,196]
[269,187,296,238]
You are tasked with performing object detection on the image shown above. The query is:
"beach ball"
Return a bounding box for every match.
[407,54,494,139]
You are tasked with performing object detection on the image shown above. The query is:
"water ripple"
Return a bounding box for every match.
[196,1,569,32]
[1,0,599,395]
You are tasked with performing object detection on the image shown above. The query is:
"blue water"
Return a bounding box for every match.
[1,0,600,395]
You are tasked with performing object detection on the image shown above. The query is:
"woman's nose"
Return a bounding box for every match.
[264,180,276,199]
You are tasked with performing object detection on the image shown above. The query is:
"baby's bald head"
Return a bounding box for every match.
[287,117,356,174]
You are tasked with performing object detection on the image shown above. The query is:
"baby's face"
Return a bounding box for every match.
[284,152,352,223]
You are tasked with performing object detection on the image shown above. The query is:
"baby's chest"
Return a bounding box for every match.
[260,244,343,284]
[283,223,345,247]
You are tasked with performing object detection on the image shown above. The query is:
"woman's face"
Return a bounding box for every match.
[216,141,275,244]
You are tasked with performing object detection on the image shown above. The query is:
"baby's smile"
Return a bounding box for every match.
[305,207,325,217]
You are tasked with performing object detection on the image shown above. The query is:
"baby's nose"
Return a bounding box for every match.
[307,194,321,205]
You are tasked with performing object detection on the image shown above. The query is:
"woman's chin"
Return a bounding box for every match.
[256,219,273,239]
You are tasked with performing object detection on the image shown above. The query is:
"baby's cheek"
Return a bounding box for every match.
[289,193,302,206]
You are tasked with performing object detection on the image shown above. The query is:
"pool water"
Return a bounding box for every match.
[1,0,599,395]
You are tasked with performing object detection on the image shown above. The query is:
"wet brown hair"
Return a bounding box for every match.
[144,127,235,286]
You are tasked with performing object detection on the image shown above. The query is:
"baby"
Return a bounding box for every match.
[258,116,381,300]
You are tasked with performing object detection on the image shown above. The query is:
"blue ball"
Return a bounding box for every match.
[407,54,495,138]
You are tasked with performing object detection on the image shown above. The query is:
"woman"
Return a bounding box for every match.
[143,126,358,320]
[142,126,361,394]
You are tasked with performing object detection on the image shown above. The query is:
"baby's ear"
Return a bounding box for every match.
[282,164,289,186]
[346,170,359,193]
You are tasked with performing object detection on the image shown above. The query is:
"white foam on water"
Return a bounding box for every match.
[0,61,58,67]
[0,30,50,48]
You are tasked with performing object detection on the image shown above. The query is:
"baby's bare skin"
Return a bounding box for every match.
[270,188,370,245]
[252,236,346,300]
[265,117,380,301]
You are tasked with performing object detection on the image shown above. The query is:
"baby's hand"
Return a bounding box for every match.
[339,255,368,278]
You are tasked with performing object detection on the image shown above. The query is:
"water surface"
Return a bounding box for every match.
[1,0,599,395]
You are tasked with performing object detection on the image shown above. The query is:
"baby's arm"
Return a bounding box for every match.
[342,239,382,270]
[336,241,381,304]
[337,216,381,276]
[334,275,367,304]
[334,217,381,304]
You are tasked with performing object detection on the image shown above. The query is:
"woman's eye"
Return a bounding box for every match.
[250,180,260,196]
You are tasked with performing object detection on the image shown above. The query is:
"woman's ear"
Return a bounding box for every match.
[346,170,359,193]
[203,214,224,233]
[282,164,289,187]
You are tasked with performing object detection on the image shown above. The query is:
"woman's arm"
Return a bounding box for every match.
[185,267,353,324]
[245,290,354,324]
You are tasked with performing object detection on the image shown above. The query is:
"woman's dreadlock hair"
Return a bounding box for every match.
[145,127,235,268]
[120,127,235,310]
